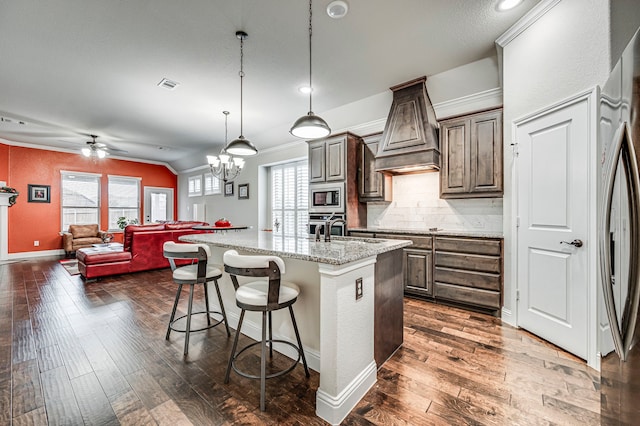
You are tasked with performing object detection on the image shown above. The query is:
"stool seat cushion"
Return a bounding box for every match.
[173,263,222,281]
[236,281,300,307]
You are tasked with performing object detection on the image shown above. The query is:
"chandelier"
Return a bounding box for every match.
[207,111,245,182]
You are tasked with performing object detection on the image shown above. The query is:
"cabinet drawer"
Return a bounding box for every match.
[435,237,501,256]
[434,267,501,291]
[377,234,432,249]
[435,251,500,274]
[434,282,500,309]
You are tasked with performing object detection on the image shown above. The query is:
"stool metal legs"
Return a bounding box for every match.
[289,306,310,378]
[166,278,230,356]
[225,305,310,411]
[166,283,183,340]
[260,311,267,411]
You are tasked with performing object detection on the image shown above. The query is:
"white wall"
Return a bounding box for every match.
[500,0,611,323]
[178,140,308,229]
[367,173,503,232]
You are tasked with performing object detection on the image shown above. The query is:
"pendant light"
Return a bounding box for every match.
[290,0,331,139]
[225,31,258,156]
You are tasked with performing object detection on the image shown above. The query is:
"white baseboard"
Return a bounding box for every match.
[8,249,65,260]
[501,306,516,327]
[316,361,377,425]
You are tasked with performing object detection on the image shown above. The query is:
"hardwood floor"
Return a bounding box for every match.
[1,257,600,425]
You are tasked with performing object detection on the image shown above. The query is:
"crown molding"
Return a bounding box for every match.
[496,0,562,47]
[432,88,503,119]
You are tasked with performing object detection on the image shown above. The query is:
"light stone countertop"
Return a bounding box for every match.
[180,231,412,266]
[348,227,503,239]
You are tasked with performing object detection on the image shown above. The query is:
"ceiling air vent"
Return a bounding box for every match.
[157,78,180,90]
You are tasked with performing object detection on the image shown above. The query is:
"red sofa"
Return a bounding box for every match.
[77,221,210,280]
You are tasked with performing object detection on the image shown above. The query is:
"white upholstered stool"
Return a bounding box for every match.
[163,241,230,356]
[223,249,310,411]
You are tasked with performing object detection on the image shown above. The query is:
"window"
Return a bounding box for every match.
[61,171,101,231]
[188,175,202,197]
[108,176,140,230]
[271,160,308,237]
[204,172,221,195]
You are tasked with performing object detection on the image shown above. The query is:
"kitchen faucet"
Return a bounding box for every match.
[314,223,325,242]
[324,218,346,242]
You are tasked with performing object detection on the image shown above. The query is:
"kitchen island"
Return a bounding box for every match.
[180,231,411,425]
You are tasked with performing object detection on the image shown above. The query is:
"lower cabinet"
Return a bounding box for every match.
[404,249,433,297]
[433,236,502,311]
[350,230,503,314]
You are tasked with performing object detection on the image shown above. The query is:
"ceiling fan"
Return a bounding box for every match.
[81,134,127,158]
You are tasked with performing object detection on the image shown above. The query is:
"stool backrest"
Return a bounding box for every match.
[163,242,210,280]
[223,249,286,309]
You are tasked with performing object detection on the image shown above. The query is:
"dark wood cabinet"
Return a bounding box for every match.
[404,249,433,297]
[309,135,346,183]
[351,230,503,314]
[358,133,392,202]
[439,108,503,198]
[376,233,433,298]
[433,236,503,311]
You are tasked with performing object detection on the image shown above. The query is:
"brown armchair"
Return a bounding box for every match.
[61,224,107,256]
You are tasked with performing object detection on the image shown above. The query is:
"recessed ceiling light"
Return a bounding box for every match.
[496,0,523,11]
[298,86,313,94]
[327,0,348,19]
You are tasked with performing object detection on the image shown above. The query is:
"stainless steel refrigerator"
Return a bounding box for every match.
[599,27,640,425]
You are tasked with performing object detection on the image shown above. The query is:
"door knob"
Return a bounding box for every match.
[560,239,583,248]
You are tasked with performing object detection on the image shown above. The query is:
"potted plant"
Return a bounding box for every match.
[117,216,139,230]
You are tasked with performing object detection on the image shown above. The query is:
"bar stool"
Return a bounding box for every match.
[163,241,231,356]
[222,249,310,411]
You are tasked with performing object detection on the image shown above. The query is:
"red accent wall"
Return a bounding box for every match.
[7,145,177,254]
[0,143,9,183]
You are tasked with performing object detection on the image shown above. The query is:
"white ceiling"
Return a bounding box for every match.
[0,0,539,169]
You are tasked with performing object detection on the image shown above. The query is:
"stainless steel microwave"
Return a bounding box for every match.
[309,182,344,213]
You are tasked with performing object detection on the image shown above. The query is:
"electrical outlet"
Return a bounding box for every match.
[34,240,39,246]
[355,277,363,300]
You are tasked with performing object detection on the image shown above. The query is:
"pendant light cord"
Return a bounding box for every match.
[308,0,313,113]
[239,34,245,138]
[223,111,229,144]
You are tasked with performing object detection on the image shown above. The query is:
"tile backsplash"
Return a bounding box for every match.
[367,172,503,232]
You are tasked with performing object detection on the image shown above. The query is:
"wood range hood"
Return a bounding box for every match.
[375,76,440,174]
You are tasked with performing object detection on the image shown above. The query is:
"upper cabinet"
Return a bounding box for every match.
[359,133,392,202]
[309,134,346,182]
[439,108,503,198]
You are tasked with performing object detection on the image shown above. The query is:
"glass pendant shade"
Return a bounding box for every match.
[290,112,331,139]
[82,147,91,157]
[226,136,258,156]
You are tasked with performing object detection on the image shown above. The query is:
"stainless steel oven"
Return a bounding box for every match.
[309,182,344,213]
[308,213,345,237]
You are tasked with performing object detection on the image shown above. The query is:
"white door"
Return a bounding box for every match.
[143,187,174,223]
[516,98,589,359]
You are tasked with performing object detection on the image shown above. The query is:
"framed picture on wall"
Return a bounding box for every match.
[224,181,234,197]
[28,184,50,203]
[238,183,249,199]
